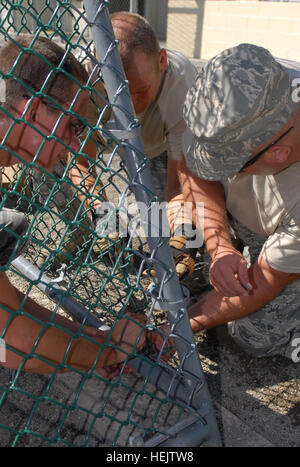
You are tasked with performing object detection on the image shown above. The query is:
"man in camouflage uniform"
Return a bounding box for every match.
[180,43,300,359]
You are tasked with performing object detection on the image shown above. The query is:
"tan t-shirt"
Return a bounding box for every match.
[221,58,300,274]
[136,49,197,160]
[222,163,300,274]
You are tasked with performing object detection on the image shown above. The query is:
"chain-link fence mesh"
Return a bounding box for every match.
[0,0,220,447]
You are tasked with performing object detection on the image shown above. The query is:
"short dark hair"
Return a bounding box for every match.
[110,12,160,70]
[0,34,88,112]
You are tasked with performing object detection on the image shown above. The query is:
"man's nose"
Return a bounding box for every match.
[68,135,81,153]
[131,95,139,111]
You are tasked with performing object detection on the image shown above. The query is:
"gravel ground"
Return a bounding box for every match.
[1,256,299,447]
[0,154,299,448]
[0,162,209,447]
[0,258,210,448]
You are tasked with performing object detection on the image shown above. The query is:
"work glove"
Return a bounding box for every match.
[92,204,129,269]
[169,233,198,280]
[146,224,199,285]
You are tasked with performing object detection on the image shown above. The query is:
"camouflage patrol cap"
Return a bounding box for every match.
[182,43,298,181]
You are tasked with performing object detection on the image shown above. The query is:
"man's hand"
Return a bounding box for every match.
[147,324,176,363]
[94,313,147,373]
[209,247,253,297]
[93,321,176,378]
[96,363,133,379]
[169,233,197,280]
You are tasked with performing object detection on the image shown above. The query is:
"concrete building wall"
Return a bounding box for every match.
[166,0,300,61]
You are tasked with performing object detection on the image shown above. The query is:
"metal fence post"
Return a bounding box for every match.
[83,0,222,447]
[129,0,138,13]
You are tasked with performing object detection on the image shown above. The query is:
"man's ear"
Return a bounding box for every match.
[271,145,291,163]
[22,97,41,123]
[159,48,167,74]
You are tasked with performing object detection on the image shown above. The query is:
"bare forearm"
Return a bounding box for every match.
[15,288,80,333]
[24,327,101,373]
[188,256,297,333]
[180,160,233,257]
[1,274,102,372]
[2,275,146,374]
[2,309,104,373]
[191,179,232,257]
[188,288,262,332]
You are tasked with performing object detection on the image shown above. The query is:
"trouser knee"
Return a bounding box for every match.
[227,311,300,360]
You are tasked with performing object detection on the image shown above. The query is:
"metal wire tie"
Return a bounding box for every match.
[103,120,141,141]
[150,284,190,312]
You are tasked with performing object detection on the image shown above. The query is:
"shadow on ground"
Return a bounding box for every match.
[196,325,299,447]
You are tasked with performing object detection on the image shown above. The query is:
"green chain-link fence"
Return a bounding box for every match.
[0,0,221,447]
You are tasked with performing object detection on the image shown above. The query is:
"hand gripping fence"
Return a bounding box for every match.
[0,0,221,447]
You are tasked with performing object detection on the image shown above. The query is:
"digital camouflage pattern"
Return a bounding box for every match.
[226,217,300,359]
[182,43,298,181]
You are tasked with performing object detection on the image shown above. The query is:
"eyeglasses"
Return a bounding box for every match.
[239,126,294,173]
[69,118,87,138]
[23,94,87,138]
[23,93,62,111]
